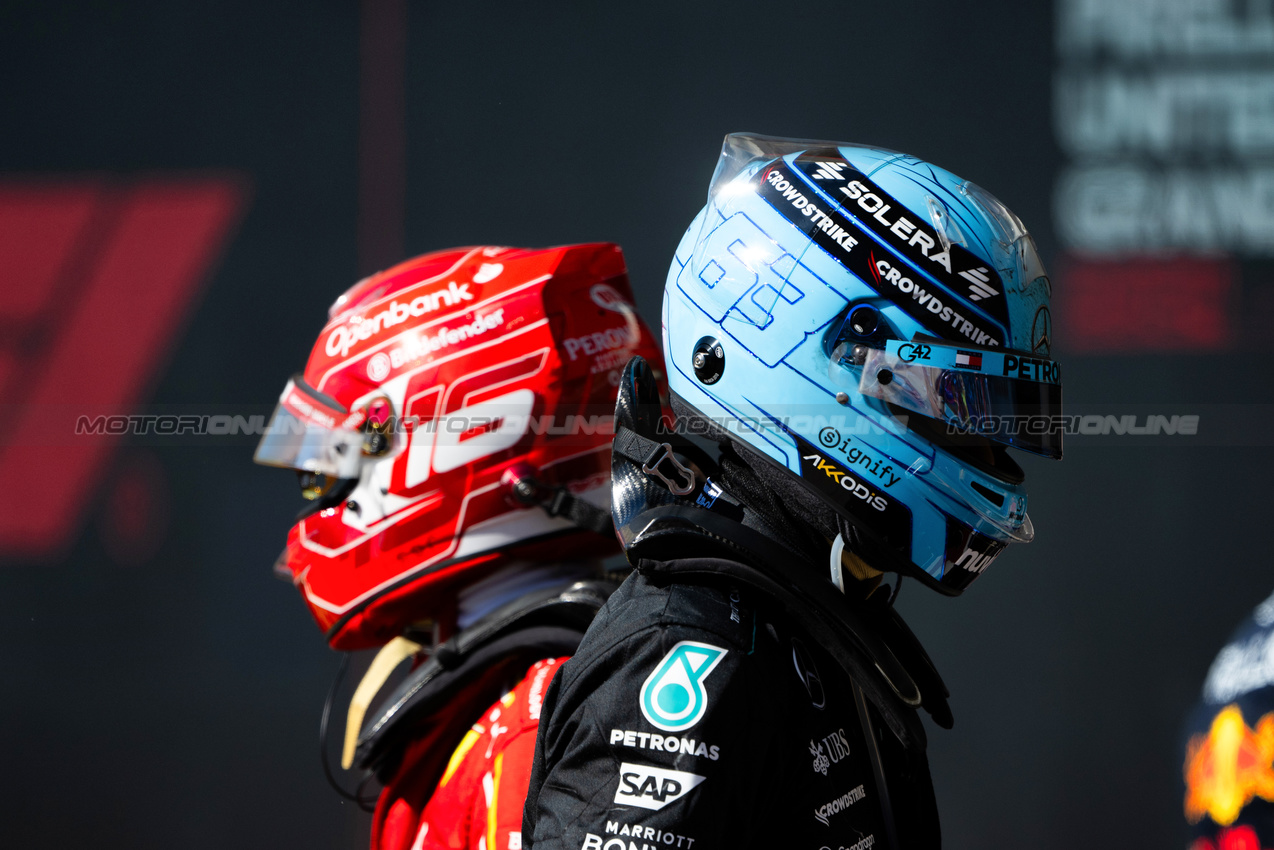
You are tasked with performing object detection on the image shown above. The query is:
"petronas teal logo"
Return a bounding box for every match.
[640,641,727,732]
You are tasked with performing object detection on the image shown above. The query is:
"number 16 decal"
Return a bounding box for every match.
[402,349,547,488]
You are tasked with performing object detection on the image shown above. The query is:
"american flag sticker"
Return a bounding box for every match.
[955,350,983,370]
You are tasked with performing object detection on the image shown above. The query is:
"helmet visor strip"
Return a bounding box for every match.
[253,376,367,478]
[849,338,1063,459]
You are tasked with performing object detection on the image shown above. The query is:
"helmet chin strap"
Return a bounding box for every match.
[829,533,847,594]
[832,515,886,594]
[341,636,423,770]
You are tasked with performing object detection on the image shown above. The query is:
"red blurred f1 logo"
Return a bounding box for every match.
[0,176,247,560]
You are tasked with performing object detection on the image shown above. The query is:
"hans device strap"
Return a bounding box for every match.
[612,426,697,496]
[353,582,613,780]
[506,469,614,536]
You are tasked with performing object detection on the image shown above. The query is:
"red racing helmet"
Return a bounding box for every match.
[255,244,662,649]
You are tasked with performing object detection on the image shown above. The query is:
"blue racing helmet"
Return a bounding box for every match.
[663,133,1062,595]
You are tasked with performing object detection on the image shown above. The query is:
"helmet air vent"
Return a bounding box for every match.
[970,480,1005,508]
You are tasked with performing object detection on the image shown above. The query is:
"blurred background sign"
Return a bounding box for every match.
[1054,0,1274,350]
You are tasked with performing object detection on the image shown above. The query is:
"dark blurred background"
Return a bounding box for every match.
[2,1,1272,847]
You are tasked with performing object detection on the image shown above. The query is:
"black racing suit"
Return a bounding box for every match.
[523,566,939,850]
[523,356,945,849]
